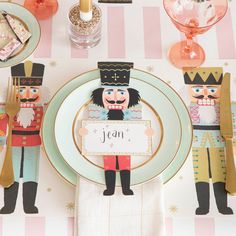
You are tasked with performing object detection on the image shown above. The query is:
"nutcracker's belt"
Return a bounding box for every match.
[193,125,220,130]
[12,130,40,135]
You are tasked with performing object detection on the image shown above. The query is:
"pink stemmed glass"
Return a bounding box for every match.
[163,0,228,68]
[24,0,58,20]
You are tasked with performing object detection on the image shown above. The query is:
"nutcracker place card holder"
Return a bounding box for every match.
[79,62,154,196]
[0,61,45,214]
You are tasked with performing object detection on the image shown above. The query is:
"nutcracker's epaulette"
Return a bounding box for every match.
[88,104,142,120]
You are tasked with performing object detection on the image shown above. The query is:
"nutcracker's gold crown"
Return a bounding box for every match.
[183,67,223,85]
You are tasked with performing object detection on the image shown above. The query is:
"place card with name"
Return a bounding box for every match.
[81,120,152,156]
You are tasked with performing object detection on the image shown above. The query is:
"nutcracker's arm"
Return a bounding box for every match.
[88,104,107,120]
[129,104,142,120]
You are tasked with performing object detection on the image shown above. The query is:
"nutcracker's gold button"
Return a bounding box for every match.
[37,120,40,123]
[37,114,40,117]
[22,141,26,145]
[22,136,27,140]
[36,126,40,129]
[37,108,40,111]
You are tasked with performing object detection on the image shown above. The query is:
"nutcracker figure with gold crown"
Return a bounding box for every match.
[183,67,233,215]
[86,62,142,196]
[0,61,45,214]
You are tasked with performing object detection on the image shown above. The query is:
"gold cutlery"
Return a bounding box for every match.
[0,77,20,187]
[220,73,236,195]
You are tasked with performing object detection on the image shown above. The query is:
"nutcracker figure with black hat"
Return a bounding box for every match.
[89,62,142,195]
[0,61,45,214]
[183,67,233,215]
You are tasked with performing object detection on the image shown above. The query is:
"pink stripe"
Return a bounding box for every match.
[216,9,236,59]
[71,45,88,58]
[25,217,45,236]
[67,217,74,236]
[34,19,53,58]
[0,217,2,236]
[195,218,214,236]
[107,7,126,58]
[165,217,173,236]
[143,7,162,59]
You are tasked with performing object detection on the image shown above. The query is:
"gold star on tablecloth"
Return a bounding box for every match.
[66,202,75,211]
[179,176,183,180]
[146,66,154,73]
[47,188,52,192]
[224,62,229,66]
[167,80,172,84]
[49,61,57,67]
[169,205,178,214]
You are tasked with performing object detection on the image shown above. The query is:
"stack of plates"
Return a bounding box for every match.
[42,69,192,186]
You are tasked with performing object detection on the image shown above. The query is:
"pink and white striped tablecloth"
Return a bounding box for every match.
[0,0,236,235]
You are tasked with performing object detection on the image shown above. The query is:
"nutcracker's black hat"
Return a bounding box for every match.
[11,61,44,86]
[98,62,133,87]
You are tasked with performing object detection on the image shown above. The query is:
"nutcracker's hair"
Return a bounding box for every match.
[91,87,141,108]
[91,88,104,107]
[127,88,141,108]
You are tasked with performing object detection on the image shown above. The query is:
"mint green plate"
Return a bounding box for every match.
[42,69,193,186]
[0,2,40,68]
[55,78,182,186]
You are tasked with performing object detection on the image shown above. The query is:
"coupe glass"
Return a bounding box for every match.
[24,0,58,20]
[163,0,228,68]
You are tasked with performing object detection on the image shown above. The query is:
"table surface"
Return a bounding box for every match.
[0,0,236,236]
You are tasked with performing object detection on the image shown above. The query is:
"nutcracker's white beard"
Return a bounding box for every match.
[198,105,216,124]
[17,108,35,128]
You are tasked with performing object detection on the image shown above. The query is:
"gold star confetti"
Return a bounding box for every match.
[179,176,183,180]
[49,61,57,67]
[169,205,178,214]
[146,66,154,72]
[224,62,229,66]
[66,202,75,211]
[47,188,52,192]
[166,80,172,84]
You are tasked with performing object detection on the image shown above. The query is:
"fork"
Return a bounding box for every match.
[0,77,20,187]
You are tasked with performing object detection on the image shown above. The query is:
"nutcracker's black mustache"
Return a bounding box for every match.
[106,99,126,104]
[20,97,39,103]
[193,95,218,99]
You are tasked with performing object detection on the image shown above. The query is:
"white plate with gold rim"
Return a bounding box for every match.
[54,76,183,186]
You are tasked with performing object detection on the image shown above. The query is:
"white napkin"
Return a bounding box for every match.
[74,175,165,236]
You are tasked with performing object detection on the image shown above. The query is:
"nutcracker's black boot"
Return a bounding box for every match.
[195,182,209,215]
[120,170,134,195]
[0,182,19,214]
[103,171,116,196]
[23,182,39,214]
[213,182,233,215]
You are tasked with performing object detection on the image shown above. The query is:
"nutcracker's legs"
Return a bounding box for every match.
[23,182,38,214]
[0,182,19,214]
[103,170,116,196]
[213,182,233,215]
[195,182,209,215]
[120,170,134,195]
